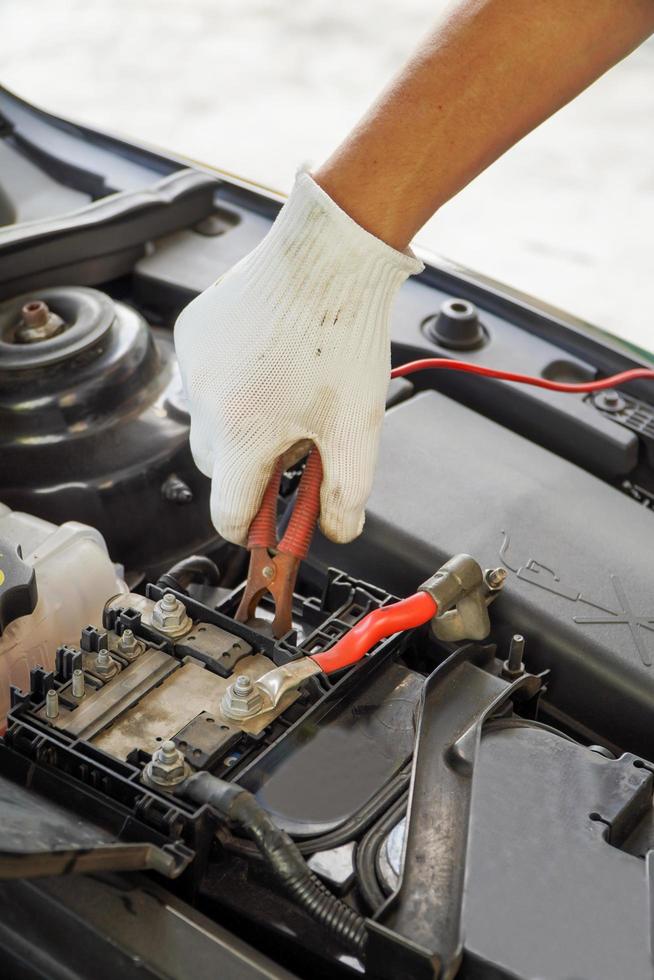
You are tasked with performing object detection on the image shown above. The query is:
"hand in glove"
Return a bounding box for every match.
[174,172,422,546]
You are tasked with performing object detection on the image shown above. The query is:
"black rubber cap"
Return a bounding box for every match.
[426,298,485,350]
[0,542,37,635]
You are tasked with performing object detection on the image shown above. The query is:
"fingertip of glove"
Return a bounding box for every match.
[193,456,214,480]
[189,434,214,479]
[211,511,250,547]
[319,507,365,544]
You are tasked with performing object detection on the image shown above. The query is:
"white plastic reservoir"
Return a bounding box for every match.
[0,504,127,724]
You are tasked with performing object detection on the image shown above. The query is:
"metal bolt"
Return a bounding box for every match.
[16,300,64,344]
[120,628,136,650]
[234,674,252,694]
[143,738,189,789]
[486,567,508,590]
[160,739,178,760]
[502,633,525,679]
[23,300,49,327]
[71,669,85,699]
[94,648,119,678]
[46,689,59,719]
[161,473,193,505]
[594,389,626,414]
[507,634,525,673]
[262,565,275,581]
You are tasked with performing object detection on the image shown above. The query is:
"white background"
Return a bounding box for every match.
[2,0,653,351]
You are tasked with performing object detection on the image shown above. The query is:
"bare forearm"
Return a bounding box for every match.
[314,0,654,250]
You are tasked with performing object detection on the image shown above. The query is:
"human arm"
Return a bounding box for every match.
[175,0,654,545]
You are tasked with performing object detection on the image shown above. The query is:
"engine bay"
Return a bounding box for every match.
[1,87,654,980]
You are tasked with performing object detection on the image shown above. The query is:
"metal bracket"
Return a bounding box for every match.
[368,645,542,980]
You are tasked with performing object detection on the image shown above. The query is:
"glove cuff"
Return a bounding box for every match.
[240,171,424,325]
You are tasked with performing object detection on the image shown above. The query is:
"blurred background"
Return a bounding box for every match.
[2,0,653,351]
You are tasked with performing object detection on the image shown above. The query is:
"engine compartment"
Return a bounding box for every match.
[1,86,654,980]
[3,565,653,980]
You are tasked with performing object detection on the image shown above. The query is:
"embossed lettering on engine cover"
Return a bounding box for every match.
[499,530,654,667]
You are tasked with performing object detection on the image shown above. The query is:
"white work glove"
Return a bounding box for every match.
[174,172,423,545]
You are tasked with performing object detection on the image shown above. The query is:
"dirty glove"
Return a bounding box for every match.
[174,172,423,545]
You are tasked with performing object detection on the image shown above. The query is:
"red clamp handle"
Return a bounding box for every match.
[247,461,283,551]
[247,448,323,560]
[278,448,323,559]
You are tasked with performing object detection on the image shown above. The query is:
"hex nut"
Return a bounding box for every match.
[120,628,137,652]
[17,300,64,344]
[485,567,508,590]
[93,648,119,679]
[117,628,144,661]
[152,592,192,636]
[143,739,190,788]
[221,673,264,720]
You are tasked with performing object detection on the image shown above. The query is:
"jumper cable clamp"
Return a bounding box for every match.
[235,447,323,638]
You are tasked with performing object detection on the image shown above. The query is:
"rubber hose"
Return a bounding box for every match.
[156,555,221,594]
[181,771,368,956]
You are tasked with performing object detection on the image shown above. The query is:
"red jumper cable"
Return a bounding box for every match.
[241,358,654,674]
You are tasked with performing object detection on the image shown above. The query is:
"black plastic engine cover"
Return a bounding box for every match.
[312,390,654,757]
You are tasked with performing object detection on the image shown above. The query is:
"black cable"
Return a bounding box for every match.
[218,767,412,860]
[355,792,408,913]
[156,555,221,594]
[181,771,368,957]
